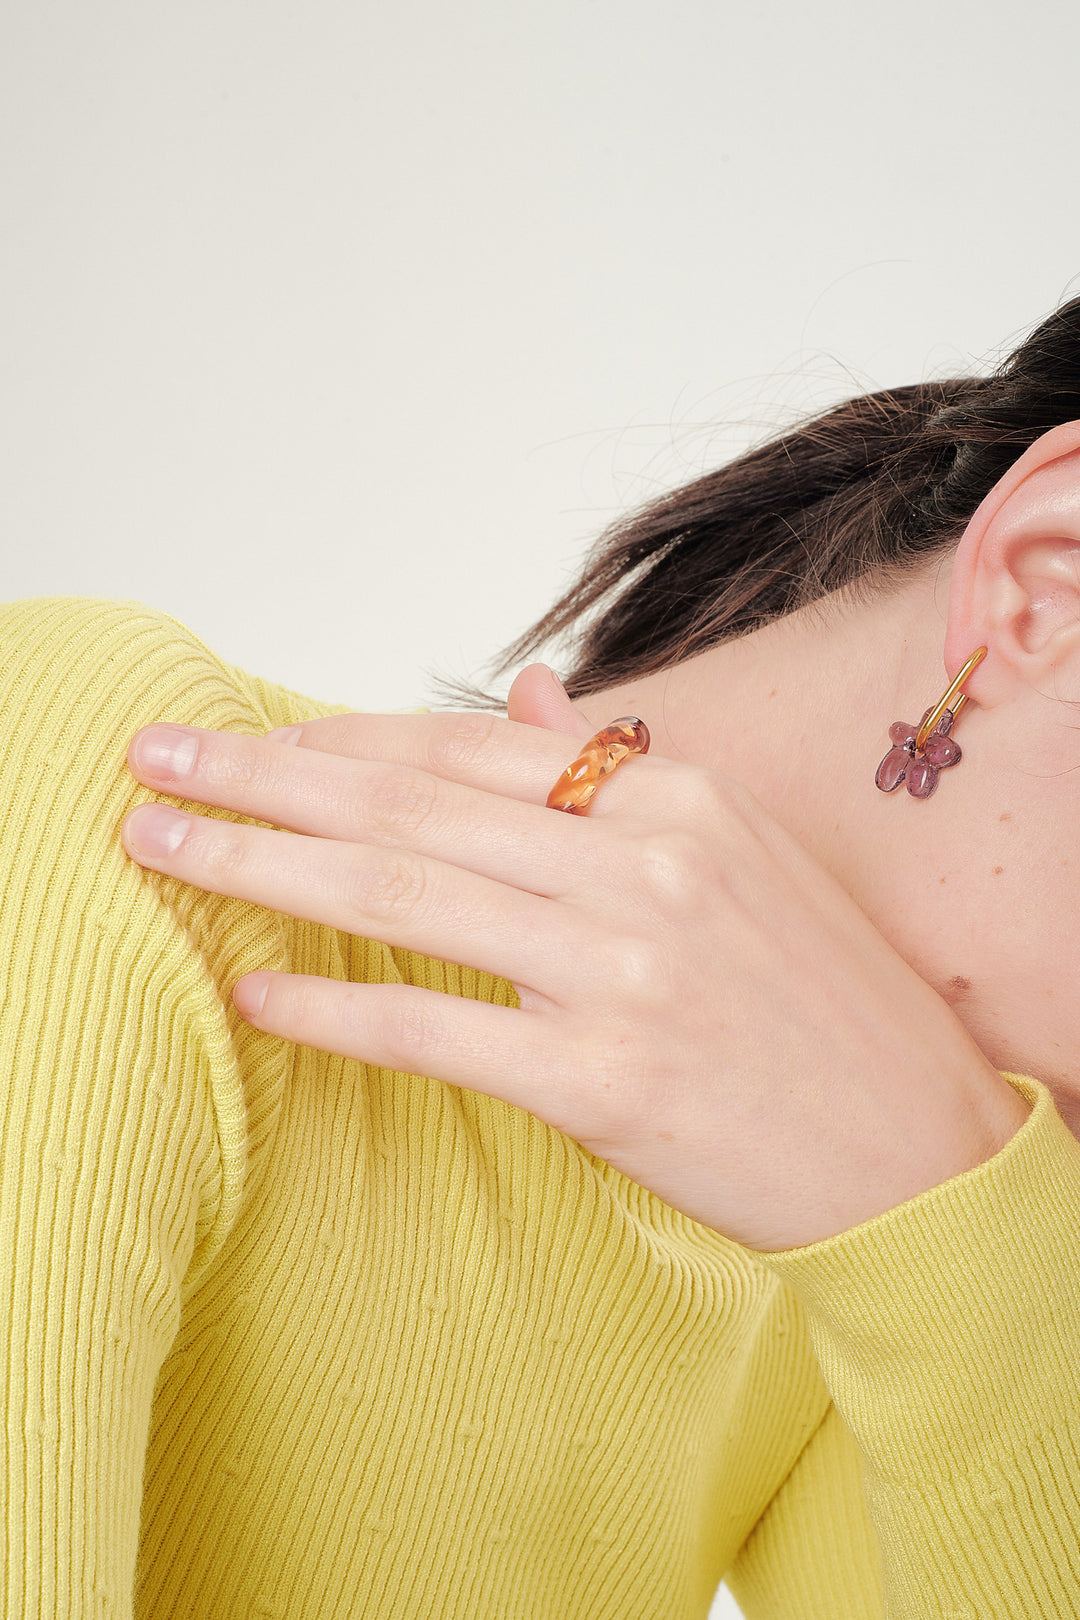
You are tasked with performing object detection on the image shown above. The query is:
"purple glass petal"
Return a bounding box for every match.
[875,745,910,792]
[923,733,961,768]
[889,720,919,747]
[905,757,939,798]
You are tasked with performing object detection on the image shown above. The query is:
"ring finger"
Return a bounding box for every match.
[121,804,587,1001]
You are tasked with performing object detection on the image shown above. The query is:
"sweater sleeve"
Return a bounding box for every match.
[0,596,351,1616]
[725,1400,885,1617]
[745,1069,1080,1617]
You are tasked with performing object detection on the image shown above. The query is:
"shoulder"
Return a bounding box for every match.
[0,593,228,688]
[0,593,506,1005]
[0,595,354,742]
[0,597,374,1282]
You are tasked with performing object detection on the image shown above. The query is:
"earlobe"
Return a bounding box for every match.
[945,425,1080,706]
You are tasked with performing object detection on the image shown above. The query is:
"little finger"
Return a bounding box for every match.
[234,972,592,1134]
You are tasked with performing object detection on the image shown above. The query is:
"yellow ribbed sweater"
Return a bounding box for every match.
[2,595,1079,1619]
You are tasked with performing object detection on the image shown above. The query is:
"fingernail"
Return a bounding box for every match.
[266,725,302,746]
[125,804,190,857]
[234,972,270,1017]
[548,668,568,693]
[133,724,199,780]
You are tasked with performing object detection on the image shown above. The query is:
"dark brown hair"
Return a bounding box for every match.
[429,294,1080,709]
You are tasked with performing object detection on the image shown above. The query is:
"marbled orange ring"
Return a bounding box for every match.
[545,717,651,815]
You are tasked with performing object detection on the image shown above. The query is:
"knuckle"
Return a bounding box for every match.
[363,765,440,842]
[686,765,758,827]
[631,830,703,912]
[425,711,499,777]
[601,932,668,1004]
[343,850,427,923]
[681,768,732,823]
[203,733,273,793]
[381,994,442,1072]
[198,824,250,881]
[337,986,441,1073]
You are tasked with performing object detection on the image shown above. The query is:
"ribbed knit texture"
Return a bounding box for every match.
[1,596,1077,1618]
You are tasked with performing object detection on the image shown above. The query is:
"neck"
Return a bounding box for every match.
[574,560,1080,1138]
[575,570,944,891]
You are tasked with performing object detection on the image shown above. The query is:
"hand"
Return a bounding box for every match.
[119,664,1029,1251]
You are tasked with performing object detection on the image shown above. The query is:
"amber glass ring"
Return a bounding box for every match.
[546,717,651,815]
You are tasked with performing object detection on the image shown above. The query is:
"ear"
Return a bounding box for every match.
[946,420,1080,710]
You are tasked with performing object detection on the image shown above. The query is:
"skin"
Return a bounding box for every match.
[526,419,1080,1142]
[118,421,1080,1248]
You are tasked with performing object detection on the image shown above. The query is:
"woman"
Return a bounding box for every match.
[5,298,1079,1617]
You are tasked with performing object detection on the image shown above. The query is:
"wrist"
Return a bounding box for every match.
[837,1057,1032,1246]
[967,1063,1035,1160]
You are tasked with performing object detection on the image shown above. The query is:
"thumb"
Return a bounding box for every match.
[506,663,595,738]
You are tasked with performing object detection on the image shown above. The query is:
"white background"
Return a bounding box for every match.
[4,4,1080,1613]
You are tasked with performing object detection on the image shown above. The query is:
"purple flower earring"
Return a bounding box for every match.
[875,646,987,799]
